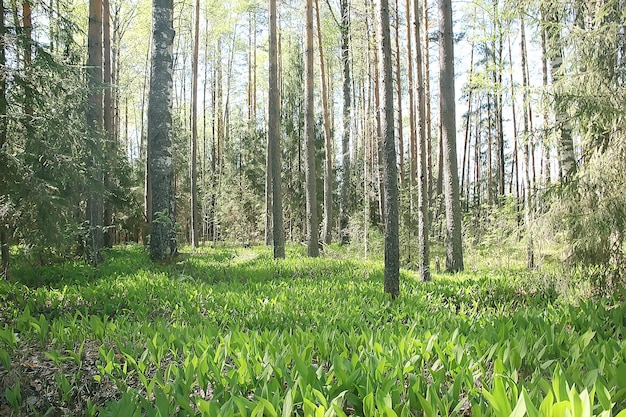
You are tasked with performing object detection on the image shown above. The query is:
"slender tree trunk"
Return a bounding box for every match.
[405,0,416,184]
[141,32,152,244]
[102,0,115,247]
[315,0,333,245]
[148,0,176,260]
[339,0,352,245]
[378,0,400,297]
[508,34,520,201]
[0,0,9,278]
[540,15,551,186]
[461,43,474,200]
[520,14,534,268]
[438,0,463,272]
[414,0,430,281]
[269,0,285,258]
[487,93,493,205]
[305,0,320,257]
[87,0,104,264]
[423,1,433,199]
[190,0,200,248]
[394,0,404,185]
[546,4,576,181]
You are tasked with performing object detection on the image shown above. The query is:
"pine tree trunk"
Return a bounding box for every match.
[378,0,400,297]
[148,0,176,260]
[0,0,7,278]
[414,0,430,281]
[305,0,320,257]
[339,0,352,245]
[315,0,333,245]
[405,0,416,184]
[87,0,104,264]
[269,0,285,258]
[394,0,404,185]
[438,0,463,272]
[190,0,200,248]
[102,0,115,247]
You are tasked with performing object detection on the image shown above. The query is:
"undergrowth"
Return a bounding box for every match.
[0,244,625,416]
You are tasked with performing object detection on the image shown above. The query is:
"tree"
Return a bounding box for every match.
[148,0,177,260]
[338,0,351,245]
[315,0,333,246]
[190,0,200,248]
[86,0,105,264]
[0,0,8,278]
[438,0,463,272]
[304,0,319,257]
[378,0,400,297]
[103,0,115,247]
[413,0,430,281]
[269,0,285,258]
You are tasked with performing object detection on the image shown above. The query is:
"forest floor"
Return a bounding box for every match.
[0,244,625,416]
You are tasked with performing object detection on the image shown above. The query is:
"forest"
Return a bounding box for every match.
[1,0,626,415]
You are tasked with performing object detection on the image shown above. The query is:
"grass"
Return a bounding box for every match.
[0,243,625,416]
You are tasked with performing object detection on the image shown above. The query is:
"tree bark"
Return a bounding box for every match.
[305,0,320,257]
[269,0,285,258]
[148,0,176,260]
[414,0,430,281]
[0,0,8,278]
[438,0,463,272]
[339,0,351,245]
[546,4,576,181]
[103,0,115,247]
[378,0,400,297]
[190,0,200,248]
[87,0,104,264]
[394,0,404,185]
[315,0,333,245]
[405,0,416,184]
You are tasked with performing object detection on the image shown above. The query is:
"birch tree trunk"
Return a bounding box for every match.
[315,0,333,245]
[438,0,463,272]
[148,0,177,260]
[339,0,352,245]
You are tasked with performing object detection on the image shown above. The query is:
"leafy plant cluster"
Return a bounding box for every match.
[0,245,625,416]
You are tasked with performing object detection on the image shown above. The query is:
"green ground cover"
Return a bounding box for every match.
[0,245,625,416]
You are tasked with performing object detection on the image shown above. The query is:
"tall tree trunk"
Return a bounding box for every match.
[141,33,152,244]
[315,0,333,245]
[305,0,319,257]
[520,14,534,268]
[423,1,433,200]
[102,0,115,247]
[394,0,404,185]
[378,0,400,297]
[508,34,520,201]
[87,0,104,264]
[148,0,176,260]
[339,0,352,245]
[0,0,9,278]
[546,4,576,181]
[269,0,285,258]
[405,0,416,184]
[461,42,474,201]
[414,0,430,281]
[438,0,463,272]
[190,0,200,248]
[540,12,551,186]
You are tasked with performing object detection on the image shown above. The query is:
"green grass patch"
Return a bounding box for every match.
[0,244,625,416]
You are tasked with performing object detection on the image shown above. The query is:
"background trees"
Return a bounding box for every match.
[0,0,624,292]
